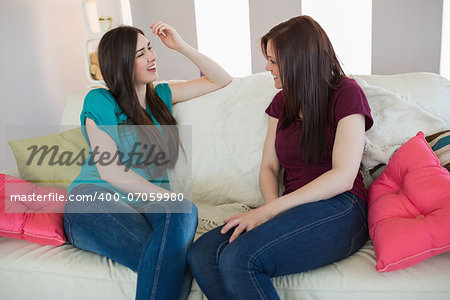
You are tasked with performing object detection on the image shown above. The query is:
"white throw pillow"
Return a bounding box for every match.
[353,77,447,171]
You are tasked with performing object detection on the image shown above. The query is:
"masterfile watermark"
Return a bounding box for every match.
[3,125,193,213]
[25,142,171,172]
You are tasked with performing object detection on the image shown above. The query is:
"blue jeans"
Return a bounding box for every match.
[63,184,198,300]
[187,191,368,300]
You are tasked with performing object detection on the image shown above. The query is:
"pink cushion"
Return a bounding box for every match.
[0,174,67,245]
[368,132,450,272]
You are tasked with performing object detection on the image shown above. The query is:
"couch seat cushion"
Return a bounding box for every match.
[0,237,136,300]
[2,237,450,300]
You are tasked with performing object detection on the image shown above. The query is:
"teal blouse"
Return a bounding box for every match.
[68,83,172,206]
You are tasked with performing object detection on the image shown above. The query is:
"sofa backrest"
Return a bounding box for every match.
[356,72,450,124]
[60,72,450,232]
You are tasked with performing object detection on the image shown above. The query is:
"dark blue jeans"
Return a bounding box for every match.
[63,184,198,300]
[187,191,368,300]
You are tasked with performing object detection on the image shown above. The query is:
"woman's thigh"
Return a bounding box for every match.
[220,192,368,277]
[138,199,198,243]
[64,184,154,271]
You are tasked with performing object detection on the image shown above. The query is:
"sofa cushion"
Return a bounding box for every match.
[368,132,450,272]
[368,129,450,181]
[352,77,447,171]
[354,73,450,126]
[8,127,88,189]
[0,237,137,300]
[2,237,450,300]
[0,174,66,245]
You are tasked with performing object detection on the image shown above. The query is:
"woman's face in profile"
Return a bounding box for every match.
[264,40,282,89]
[133,33,158,86]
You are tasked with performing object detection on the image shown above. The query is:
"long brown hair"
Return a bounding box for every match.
[261,15,345,163]
[98,26,180,177]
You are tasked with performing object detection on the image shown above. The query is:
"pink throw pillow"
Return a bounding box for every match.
[0,174,67,245]
[368,132,450,272]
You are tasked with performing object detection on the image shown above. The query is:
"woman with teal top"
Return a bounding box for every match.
[63,21,231,300]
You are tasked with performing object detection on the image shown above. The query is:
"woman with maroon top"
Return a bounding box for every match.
[188,15,373,299]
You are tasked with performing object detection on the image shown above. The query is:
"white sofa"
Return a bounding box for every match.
[1,72,450,300]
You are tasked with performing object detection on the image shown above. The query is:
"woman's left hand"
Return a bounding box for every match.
[221,205,274,243]
[150,21,188,51]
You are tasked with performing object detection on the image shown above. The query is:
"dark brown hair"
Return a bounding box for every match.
[261,15,345,163]
[98,26,180,177]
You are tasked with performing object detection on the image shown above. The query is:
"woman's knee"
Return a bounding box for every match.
[187,226,227,272]
[170,200,198,233]
[63,212,96,245]
[187,238,203,273]
[177,198,198,219]
[154,201,198,248]
[186,201,198,229]
[218,237,263,277]
[218,244,243,274]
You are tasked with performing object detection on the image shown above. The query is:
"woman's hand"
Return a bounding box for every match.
[150,21,231,104]
[150,21,188,51]
[221,205,275,243]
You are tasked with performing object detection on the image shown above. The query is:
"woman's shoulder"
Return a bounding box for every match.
[154,82,170,93]
[80,88,123,125]
[331,76,373,128]
[265,90,284,118]
[84,88,120,110]
[336,76,362,91]
[154,83,172,102]
[272,90,284,104]
[85,87,113,101]
[153,83,172,111]
[331,76,366,100]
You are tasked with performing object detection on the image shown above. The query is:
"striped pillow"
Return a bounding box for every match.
[426,130,450,171]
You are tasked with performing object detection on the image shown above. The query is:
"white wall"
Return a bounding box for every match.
[0,0,87,169]
[249,0,302,74]
[302,0,372,75]
[372,0,443,74]
[131,0,199,81]
[195,0,253,77]
[440,0,450,79]
[1,0,448,169]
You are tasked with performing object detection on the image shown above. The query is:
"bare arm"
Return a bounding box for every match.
[85,118,173,197]
[151,22,232,104]
[259,117,281,203]
[265,114,366,216]
[222,113,366,242]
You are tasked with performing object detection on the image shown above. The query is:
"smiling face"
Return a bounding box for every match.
[264,40,282,89]
[133,33,158,87]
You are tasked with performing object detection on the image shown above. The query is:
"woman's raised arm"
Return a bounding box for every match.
[150,21,232,104]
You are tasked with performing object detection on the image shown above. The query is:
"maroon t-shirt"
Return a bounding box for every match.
[265,77,373,203]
